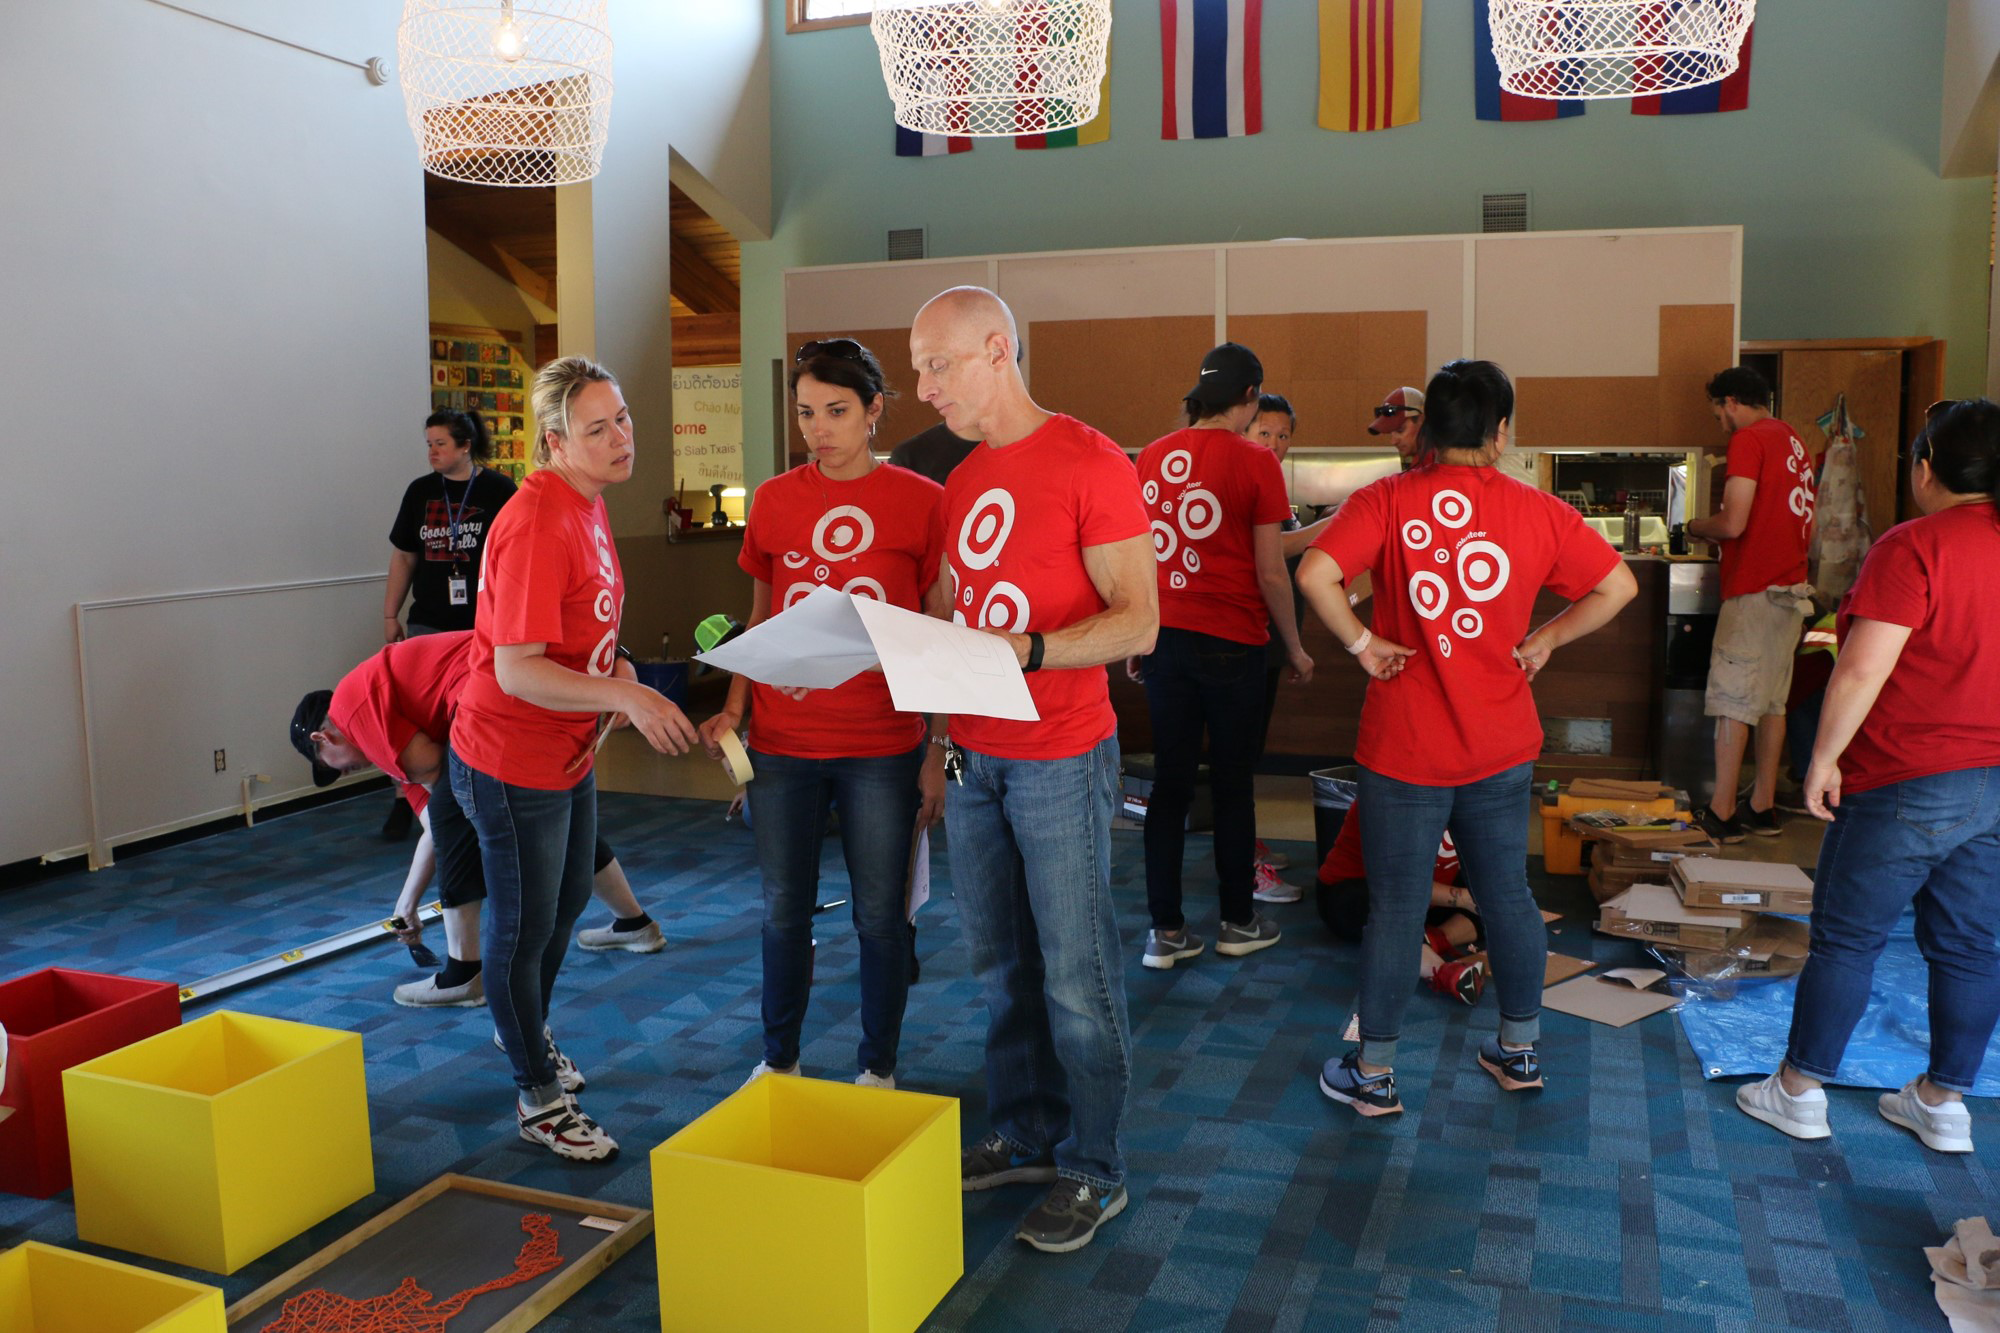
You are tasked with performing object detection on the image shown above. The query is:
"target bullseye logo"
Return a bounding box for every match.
[782,551,810,570]
[812,505,875,563]
[1433,489,1472,529]
[1410,571,1450,620]
[1434,548,1449,564]
[1183,549,1201,573]
[1150,520,1178,563]
[783,583,816,609]
[1789,486,1811,517]
[1402,519,1433,550]
[979,581,1032,632]
[1161,449,1194,484]
[814,564,832,582]
[593,589,615,621]
[1437,633,1453,658]
[961,586,975,607]
[1456,540,1511,603]
[1451,607,1484,640]
[1177,487,1222,540]
[843,576,886,601]
[1142,479,1160,505]
[1169,571,1188,590]
[957,488,1016,571]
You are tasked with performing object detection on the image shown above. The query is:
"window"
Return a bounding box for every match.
[789,0,871,33]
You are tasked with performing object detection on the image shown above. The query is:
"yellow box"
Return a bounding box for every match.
[63,1011,373,1274]
[0,1241,224,1332]
[1541,790,1689,876]
[652,1077,962,1333]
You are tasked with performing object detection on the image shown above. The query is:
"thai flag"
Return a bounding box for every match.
[1160,0,1264,140]
[895,126,972,157]
[1473,2,1583,122]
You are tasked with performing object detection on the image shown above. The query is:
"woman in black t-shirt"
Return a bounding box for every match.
[385,409,518,638]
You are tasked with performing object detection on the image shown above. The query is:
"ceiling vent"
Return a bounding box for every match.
[887,227,927,261]
[1481,192,1530,233]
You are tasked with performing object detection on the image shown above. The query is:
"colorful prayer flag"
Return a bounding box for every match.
[895,125,972,157]
[1319,0,1422,133]
[1018,42,1112,148]
[1160,0,1263,140]
[1473,2,1584,122]
[1632,21,1752,114]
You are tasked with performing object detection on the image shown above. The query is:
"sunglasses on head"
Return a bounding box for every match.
[1925,398,1965,423]
[1373,405,1416,419]
[796,338,866,364]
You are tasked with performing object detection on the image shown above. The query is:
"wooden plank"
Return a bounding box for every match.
[673,312,743,367]
[671,242,741,316]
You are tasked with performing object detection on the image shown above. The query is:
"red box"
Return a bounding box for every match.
[0,968,181,1197]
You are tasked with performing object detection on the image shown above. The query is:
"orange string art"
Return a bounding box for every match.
[260,1212,563,1333]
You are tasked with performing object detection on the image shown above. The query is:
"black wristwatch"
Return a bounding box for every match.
[614,645,634,664]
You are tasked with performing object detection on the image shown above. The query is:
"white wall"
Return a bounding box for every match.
[659,4,774,241]
[428,230,557,332]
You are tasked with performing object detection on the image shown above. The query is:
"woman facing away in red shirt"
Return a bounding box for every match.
[449,356,698,1163]
[1737,398,2000,1155]
[1296,358,1635,1118]
[699,338,948,1091]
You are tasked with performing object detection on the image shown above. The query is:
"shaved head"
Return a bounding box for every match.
[913,286,1019,356]
[911,286,1042,446]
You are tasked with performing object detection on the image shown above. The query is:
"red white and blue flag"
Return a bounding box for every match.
[896,126,972,157]
[1473,2,1584,122]
[1633,22,1753,114]
[1160,0,1264,140]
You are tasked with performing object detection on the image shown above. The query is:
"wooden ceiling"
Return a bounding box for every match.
[423,176,742,364]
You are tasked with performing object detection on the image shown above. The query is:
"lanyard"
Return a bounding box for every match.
[441,467,478,564]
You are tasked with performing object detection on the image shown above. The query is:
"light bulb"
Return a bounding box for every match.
[493,17,526,62]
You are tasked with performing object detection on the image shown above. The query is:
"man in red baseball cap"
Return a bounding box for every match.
[1367,386,1426,462]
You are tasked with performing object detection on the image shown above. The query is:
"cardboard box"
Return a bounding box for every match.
[1655,915,1811,979]
[0,1241,223,1332]
[64,1011,372,1274]
[1596,883,1751,952]
[1671,857,1815,913]
[653,1076,961,1333]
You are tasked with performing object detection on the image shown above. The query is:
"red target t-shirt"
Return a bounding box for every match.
[1835,501,2000,795]
[1135,428,1294,645]
[1317,802,1463,886]
[1719,416,1816,600]
[739,462,946,758]
[944,414,1150,760]
[327,631,473,814]
[1313,464,1622,786]
[453,471,625,790]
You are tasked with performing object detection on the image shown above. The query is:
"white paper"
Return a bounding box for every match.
[693,584,881,689]
[851,596,1039,722]
[906,829,931,923]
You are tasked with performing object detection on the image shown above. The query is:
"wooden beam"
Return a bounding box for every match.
[671,313,740,367]
[427,208,556,311]
[671,242,739,315]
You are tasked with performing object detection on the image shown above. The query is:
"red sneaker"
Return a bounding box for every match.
[1428,957,1486,1006]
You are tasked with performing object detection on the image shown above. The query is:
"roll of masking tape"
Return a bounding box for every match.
[716,728,755,786]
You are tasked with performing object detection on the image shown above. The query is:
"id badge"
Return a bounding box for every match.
[448,575,469,606]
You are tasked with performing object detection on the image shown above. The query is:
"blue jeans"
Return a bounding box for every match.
[946,736,1132,1191]
[1786,766,2000,1093]
[1356,762,1545,1065]
[1141,627,1267,930]
[748,743,924,1076]
[449,750,596,1106]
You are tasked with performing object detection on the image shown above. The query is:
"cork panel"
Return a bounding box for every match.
[1231,312,1360,382]
[1027,316,1216,452]
[1230,312,1424,448]
[1514,376,1661,450]
[1355,311,1429,382]
[786,326,933,460]
[1658,304,1736,379]
[1658,374,1722,451]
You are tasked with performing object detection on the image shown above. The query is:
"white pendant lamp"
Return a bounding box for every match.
[1487,0,1754,101]
[871,0,1113,139]
[397,0,614,186]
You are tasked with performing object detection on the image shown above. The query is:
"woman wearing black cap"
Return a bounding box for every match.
[1129,343,1314,970]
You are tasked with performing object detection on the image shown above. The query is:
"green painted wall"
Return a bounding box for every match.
[741,0,1986,480]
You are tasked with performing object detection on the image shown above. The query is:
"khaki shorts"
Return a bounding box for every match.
[1705,585,1813,725]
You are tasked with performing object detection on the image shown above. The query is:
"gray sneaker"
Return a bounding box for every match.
[1878,1079,1973,1152]
[1142,928,1204,970]
[961,1131,1058,1192]
[1215,913,1282,957]
[392,971,484,1008]
[577,918,665,953]
[1015,1179,1129,1254]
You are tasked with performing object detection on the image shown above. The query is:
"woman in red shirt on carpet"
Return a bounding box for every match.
[699,338,947,1090]
[1297,359,1635,1117]
[450,356,697,1162]
[1737,398,2000,1154]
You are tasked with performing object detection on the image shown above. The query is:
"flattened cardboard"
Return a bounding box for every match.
[1460,949,1595,985]
[1542,975,1681,1028]
[1596,883,1751,951]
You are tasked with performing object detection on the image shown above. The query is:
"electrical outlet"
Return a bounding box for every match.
[214,749,226,772]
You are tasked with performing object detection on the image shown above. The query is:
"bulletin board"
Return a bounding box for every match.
[1026,315,1215,452]
[430,324,534,483]
[1227,311,1428,449]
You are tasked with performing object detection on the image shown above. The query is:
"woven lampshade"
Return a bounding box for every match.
[1488,0,1754,101]
[398,0,613,187]
[872,0,1113,139]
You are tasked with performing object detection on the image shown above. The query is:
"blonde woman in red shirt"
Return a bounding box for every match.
[450,356,697,1162]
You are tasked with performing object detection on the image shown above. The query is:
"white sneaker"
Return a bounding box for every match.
[576,918,666,953]
[1878,1079,1973,1153]
[742,1060,800,1089]
[1252,862,1302,904]
[494,1024,585,1093]
[392,971,483,1008]
[517,1094,618,1162]
[1735,1070,1830,1140]
[855,1071,896,1090]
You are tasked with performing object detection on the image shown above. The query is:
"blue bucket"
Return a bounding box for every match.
[633,660,688,708]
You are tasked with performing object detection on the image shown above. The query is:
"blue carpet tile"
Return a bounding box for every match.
[0,789,1990,1331]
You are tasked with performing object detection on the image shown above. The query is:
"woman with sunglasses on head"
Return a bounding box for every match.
[1738,399,2000,1154]
[450,356,698,1162]
[699,338,948,1091]
[1297,359,1635,1117]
